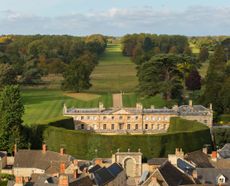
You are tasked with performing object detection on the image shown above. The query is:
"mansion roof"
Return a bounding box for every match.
[64,104,211,116]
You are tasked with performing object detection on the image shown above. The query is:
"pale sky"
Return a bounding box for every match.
[0,0,230,36]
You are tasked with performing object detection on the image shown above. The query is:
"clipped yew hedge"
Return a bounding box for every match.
[37,117,212,160]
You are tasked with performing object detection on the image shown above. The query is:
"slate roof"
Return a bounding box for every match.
[65,104,210,116]
[88,164,101,173]
[177,158,195,175]
[14,150,73,173]
[178,105,211,116]
[147,158,168,165]
[107,163,123,177]
[185,150,213,168]
[158,161,195,186]
[218,143,230,159]
[197,168,230,185]
[69,176,94,186]
[94,167,115,186]
[0,151,7,158]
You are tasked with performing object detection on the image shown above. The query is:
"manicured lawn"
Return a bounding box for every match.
[89,44,138,93]
[22,89,112,126]
[122,93,168,108]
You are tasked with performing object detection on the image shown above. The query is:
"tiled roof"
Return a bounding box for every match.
[147,158,168,165]
[197,168,230,185]
[158,161,195,186]
[14,150,73,173]
[185,150,213,168]
[218,143,230,159]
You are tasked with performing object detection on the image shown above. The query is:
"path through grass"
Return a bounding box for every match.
[89,44,138,93]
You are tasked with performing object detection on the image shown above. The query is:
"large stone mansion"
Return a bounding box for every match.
[63,100,213,134]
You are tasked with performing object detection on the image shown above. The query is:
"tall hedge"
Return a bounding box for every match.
[41,117,212,160]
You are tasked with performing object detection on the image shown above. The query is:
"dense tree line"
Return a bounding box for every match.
[202,45,230,114]
[122,33,190,65]
[122,34,201,103]
[0,34,107,91]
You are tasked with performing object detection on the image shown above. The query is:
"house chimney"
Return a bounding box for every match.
[63,104,67,114]
[60,148,65,155]
[209,103,213,110]
[42,144,47,153]
[189,100,193,107]
[60,163,66,174]
[73,159,78,166]
[58,175,69,186]
[211,151,217,162]
[202,147,208,154]
[99,102,104,110]
[14,144,17,155]
[136,103,143,110]
[192,170,198,179]
[73,169,78,179]
[15,176,23,186]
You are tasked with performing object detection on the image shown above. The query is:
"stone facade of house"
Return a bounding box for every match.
[63,100,213,134]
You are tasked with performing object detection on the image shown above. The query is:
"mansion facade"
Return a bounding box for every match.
[63,101,213,134]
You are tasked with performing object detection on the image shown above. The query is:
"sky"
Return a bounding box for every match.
[0,0,230,36]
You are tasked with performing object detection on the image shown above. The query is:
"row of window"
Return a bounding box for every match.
[77,115,169,121]
[79,123,168,130]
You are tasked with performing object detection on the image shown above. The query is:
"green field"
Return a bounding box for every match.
[89,44,138,93]
[123,93,169,108]
[21,43,167,125]
[22,90,112,125]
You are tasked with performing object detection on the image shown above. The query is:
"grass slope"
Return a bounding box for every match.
[89,44,138,93]
[22,90,112,126]
[123,93,168,108]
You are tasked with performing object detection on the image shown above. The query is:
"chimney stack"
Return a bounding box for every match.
[15,176,23,186]
[73,169,78,179]
[73,159,78,166]
[209,103,213,110]
[60,163,66,174]
[58,175,69,186]
[202,147,208,154]
[14,144,17,156]
[211,151,217,162]
[136,103,143,110]
[192,170,198,179]
[42,144,47,153]
[60,148,65,155]
[189,100,193,107]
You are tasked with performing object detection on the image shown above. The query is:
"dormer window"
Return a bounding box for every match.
[217,174,225,184]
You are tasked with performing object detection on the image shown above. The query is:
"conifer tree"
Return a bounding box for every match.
[0,85,25,152]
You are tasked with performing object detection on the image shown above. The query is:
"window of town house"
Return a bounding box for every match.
[119,116,123,120]
[204,120,207,123]
[152,117,155,121]
[103,124,106,130]
[81,124,84,129]
[127,116,131,120]
[157,124,160,129]
[135,124,138,130]
[111,124,115,130]
[145,124,148,129]
[111,116,114,120]
[81,116,84,120]
[87,116,90,120]
[135,116,138,120]
[127,124,131,130]
[145,116,149,120]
